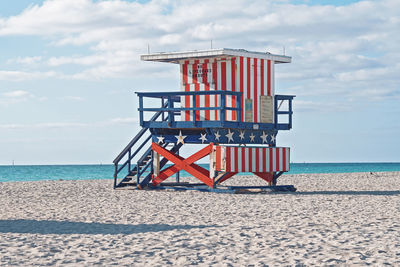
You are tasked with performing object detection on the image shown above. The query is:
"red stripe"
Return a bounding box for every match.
[216,146,221,170]
[263,147,267,172]
[213,60,218,120]
[247,57,251,102]
[241,147,246,171]
[288,148,290,171]
[203,60,210,120]
[248,147,252,172]
[231,58,236,121]
[269,148,273,172]
[226,147,231,172]
[260,59,264,96]
[254,58,258,122]
[221,61,226,90]
[282,148,286,171]
[267,60,271,96]
[255,147,259,172]
[234,146,239,171]
[240,57,244,122]
[276,147,280,171]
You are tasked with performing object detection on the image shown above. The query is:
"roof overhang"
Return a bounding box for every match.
[141,48,291,64]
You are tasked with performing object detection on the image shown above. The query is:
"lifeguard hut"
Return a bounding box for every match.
[113,48,295,192]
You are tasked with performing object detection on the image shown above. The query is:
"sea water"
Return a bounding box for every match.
[1,162,400,183]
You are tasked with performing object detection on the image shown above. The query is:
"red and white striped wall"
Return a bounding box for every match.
[180,56,275,123]
[214,146,290,172]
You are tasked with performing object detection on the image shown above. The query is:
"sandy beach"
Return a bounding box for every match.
[1,172,400,266]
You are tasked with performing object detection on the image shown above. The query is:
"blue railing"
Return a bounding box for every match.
[136,90,295,130]
[275,95,295,130]
[136,90,243,125]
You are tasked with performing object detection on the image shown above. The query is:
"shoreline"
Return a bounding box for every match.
[1,170,400,184]
[1,172,399,265]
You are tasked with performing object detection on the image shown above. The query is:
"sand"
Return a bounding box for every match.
[1,172,400,266]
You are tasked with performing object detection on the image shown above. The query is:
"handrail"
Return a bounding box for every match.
[113,101,168,164]
[137,90,243,125]
[274,95,295,129]
[136,90,242,97]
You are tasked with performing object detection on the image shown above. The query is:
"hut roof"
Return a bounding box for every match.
[141,48,291,64]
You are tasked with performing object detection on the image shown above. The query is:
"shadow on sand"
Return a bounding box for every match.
[0,219,220,235]
[290,190,400,196]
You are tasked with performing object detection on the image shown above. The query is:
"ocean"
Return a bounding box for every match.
[1,162,400,183]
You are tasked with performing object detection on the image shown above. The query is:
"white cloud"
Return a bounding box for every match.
[0,70,56,81]
[7,56,42,65]
[0,117,139,129]
[2,90,30,98]
[0,0,398,103]
[63,96,84,101]
[0,90,33,105]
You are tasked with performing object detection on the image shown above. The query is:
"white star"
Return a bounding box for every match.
[249,132,255,142]
[225,129,234,143]
[156,136,164,144]
[239,131,245,140]
[214,131,221,141]
[175,130,187,145]
[270,134,276,143]
[199,133,207,144]
[260,131,268,144]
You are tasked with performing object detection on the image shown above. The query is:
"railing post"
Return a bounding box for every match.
[139,95,144,126]
[221,92,226,123]
[289,98,293,129]
[168,96,174,125]
[113,164,118,189]
[137,160,141,185]
[274,96,278,127]
[161,98,165,122]
[236,92,241,122]
[128,149,131,172]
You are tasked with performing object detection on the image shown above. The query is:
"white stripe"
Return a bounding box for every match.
[259,148,263,172]
[245,147,249,171]
[187,63,193,84]
[210,90,215,120]
[264,59,268,95]
[181,96,185,121]
[189,84,194,121]
[237,147,242,172]
[207,63,212,84]
[199,83,205,120]
[279,148,283,171]
[243,57,247,101]
[265,147,270,172]
[230,147,235,172]
[226,60,232,121]
[286,148,290,171]
[272,148,276,172]
[257,61,261,123]
[252,147,256,172]
[271,61,275,96]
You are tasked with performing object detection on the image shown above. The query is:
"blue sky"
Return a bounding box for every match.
[0,0,399,165]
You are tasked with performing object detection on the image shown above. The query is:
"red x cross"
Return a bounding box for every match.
[152,142,214,187]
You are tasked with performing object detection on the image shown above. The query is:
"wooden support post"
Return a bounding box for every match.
[153,150,160,177]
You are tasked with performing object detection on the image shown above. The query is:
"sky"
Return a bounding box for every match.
[0,0,399,165]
